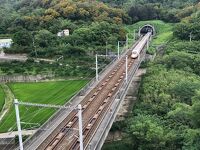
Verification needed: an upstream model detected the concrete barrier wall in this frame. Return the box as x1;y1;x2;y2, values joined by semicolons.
87;50;146;150
0;74;54;83
0;137;15;145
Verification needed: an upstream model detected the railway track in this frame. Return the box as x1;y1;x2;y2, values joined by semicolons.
36;37;144;150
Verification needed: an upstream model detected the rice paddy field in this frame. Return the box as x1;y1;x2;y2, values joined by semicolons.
0;80;87;133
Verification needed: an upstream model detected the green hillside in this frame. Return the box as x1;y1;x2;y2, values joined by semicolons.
104;4;200;149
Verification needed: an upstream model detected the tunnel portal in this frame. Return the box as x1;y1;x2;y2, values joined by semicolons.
139;24;155;36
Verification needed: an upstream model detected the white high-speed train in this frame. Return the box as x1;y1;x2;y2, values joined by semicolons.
131;32;151;58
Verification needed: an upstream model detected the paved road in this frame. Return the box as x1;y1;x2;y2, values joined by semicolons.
0;54;55;63
0;52;27;61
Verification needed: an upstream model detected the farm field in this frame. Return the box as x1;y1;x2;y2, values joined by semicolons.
0;85;5;112
0;80;87;133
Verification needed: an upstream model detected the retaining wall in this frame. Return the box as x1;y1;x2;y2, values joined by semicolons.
0;74;54;83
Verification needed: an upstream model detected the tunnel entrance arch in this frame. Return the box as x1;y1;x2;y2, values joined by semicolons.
139;24;155;36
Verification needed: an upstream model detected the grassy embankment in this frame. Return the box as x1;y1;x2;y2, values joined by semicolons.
0;85;5;111
0;80;87;133
102;20;174;150
125;20;173;54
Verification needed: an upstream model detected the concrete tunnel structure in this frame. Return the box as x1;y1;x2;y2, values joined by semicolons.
139;24;156;36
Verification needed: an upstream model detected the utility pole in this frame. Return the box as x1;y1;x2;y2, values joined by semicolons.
78;104;83;150
138;27;141;37
125;55;128;83
117;41;120;59
106;41;108;57
126;34;129;48
32;34;37;58
133;30;136;41
14;99;23;150
96;54;98;82
189;32;192;42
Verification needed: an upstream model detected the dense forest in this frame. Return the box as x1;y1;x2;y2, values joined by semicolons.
0;0;129;77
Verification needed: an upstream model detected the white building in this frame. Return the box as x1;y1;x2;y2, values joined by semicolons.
0;39;12;48
57;29;70;37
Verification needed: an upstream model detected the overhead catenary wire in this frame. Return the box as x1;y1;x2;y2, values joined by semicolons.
2;38;127;150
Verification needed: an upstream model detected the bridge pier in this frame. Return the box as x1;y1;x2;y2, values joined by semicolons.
115;69;146;122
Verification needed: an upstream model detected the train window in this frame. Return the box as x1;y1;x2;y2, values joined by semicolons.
132;51;137;54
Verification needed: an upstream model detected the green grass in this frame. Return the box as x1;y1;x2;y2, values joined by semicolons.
0;85;5;112
0;80;87;132
125;20;174;53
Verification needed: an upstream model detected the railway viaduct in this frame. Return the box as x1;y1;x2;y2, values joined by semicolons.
16;25;155;150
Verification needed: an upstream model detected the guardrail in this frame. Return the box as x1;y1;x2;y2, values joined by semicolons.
86;49;146;150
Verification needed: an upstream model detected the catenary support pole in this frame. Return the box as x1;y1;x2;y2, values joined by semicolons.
117;41;120;59
106;41;108;57
78;104;83;150
125;55;128;83
190;32;192;42
96;54;98;82
14;99;23;150
138;27;141;37
126;34;129;48
133;29;136;41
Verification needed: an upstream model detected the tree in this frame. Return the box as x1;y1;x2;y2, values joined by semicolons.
128;115;168;150
128;4;159;23
35;29;57;48
13;28;32;46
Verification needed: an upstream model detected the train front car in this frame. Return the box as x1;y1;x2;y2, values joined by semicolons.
131;32;151;59
131;51;139;58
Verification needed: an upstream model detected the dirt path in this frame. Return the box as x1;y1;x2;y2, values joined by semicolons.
0;84;15;122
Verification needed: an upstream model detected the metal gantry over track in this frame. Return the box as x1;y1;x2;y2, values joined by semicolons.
14;99;84;150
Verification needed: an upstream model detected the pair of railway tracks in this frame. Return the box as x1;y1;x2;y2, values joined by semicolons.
36;38;143;150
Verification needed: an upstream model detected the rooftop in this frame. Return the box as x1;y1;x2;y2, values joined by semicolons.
0;39;12;43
